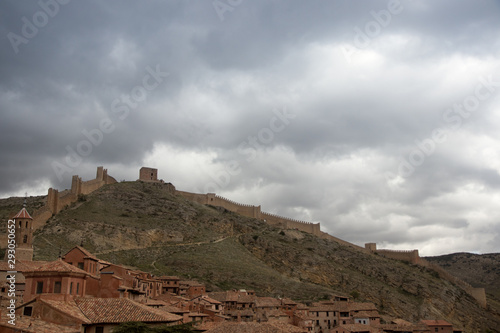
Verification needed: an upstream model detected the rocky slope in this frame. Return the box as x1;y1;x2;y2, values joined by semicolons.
426;252;500;315
1;181;499;332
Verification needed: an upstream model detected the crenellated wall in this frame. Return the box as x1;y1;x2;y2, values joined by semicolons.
261;212;321;236
375;249;420;265
210;194;261;219
31;166;117;230
366;243;487;308
176;190;320;235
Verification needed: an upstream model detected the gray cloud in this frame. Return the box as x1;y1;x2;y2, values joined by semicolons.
1;0;500;255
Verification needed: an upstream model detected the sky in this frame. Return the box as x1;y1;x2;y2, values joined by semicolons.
1;0;500;256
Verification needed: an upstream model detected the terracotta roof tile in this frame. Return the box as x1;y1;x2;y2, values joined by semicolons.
204;322;306;333
421;319;453;326
0;317;79;333
33;259;89;274
160;305;190;313
267;321;308;332
0;260;49;272
353;311;373;318
13;207;33;219
255;296;281;308
195;295;222;304
338;323;376;332
41;298;91;324
349;302;378;312
70;245;99;260
74;297;183;323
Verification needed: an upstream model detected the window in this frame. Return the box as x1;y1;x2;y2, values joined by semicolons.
36;281;43;294
95;327;104;333
26;221;28;228
435;329;438;332
70;282;73;294
54;281;61;293
76;283;80;294
23;306;33;316
78;262;84;269
23;235;27;243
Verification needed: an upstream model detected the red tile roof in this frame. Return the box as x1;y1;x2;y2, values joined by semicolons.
421;319;453;327
13;207;33;219
204;321;306;333
68;245;99;260
0;316;79;333
33;259;89;275
0;260;49;272
41;298;91;324
74;297;183;323
338;323;376;332
255;296;281;308
194;295;222;304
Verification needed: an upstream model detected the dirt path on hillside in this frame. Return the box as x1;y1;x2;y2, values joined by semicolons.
94;234;240;256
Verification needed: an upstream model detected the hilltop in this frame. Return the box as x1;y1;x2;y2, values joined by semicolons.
1;180;500;331
426;252;500;315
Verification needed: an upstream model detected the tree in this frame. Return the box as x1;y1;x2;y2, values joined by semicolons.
112;322;149;333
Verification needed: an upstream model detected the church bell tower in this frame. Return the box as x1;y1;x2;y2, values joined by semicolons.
10;198;34;261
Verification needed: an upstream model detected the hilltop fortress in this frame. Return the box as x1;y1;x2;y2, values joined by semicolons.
8;166;487;308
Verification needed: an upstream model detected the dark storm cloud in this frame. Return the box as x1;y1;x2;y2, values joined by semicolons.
1;0;500;254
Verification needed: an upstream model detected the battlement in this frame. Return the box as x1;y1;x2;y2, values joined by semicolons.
261;211;315;225
31;166;117;230
214;195;257;208
139;167;164;183
366;243;487;308
176;189;321;235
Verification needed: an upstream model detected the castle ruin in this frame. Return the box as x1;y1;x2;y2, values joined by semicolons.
1;165;487;309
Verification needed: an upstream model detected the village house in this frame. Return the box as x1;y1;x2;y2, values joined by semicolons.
309;305;339;332
190;295;224;317
203;321;308;333
333;323;378;333
292;312;314;332
13;295;183;332
420;320;454;333
0;200;468;333
22;259;100;302
62;245;103;276
0;260;48;308
179;280;206;298
158;275;180;294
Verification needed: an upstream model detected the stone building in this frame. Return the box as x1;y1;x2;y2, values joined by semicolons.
8;202;34;261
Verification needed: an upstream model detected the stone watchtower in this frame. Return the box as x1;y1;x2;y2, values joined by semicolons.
139;167;158;182
9;200;34;261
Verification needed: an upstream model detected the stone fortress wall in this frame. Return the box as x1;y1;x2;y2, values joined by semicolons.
4;165;487;309
31;166;117;229
146;166;486;308
365;243;487;308
175;190;321;236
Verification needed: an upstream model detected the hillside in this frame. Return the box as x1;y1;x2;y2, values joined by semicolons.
1;181;500;331
426;253;500;314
